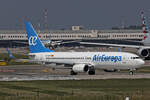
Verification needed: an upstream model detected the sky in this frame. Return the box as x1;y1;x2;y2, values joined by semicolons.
0;0;150;30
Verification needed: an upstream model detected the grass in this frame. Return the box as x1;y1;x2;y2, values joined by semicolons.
0;79;149;100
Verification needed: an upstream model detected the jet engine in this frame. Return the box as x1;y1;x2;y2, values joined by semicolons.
72;64;89;73
138;48;150;59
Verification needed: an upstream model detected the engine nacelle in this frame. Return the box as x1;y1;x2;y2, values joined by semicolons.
138;48;150;58
72;64;88;73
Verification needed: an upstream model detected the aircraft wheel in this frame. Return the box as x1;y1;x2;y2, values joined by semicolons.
129;71;134;75
88;70;95;75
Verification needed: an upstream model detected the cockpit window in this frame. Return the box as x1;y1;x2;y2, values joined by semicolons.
131;57;140;59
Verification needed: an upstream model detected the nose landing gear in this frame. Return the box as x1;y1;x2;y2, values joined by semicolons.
129;69;135;75
129;71;134;75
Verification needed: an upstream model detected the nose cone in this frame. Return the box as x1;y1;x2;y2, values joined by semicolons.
138;59;145;66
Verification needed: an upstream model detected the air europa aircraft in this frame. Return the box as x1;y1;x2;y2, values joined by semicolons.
26;22;144;75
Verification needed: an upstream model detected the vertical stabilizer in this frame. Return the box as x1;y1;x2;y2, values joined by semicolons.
25;22;54;53
6;48;14;59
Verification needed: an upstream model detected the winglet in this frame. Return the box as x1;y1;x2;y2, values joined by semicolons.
6;48;15;59
118;48;121;52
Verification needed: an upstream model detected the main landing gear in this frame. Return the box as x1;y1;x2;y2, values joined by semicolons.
88;68;95;75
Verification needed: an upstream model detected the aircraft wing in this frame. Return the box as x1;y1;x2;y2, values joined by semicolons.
12;41;28;44
61;40;79;44
121;40;143;43
79;42;143;48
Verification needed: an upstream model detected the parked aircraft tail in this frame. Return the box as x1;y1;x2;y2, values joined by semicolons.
141;11;150;45
6;48;14;59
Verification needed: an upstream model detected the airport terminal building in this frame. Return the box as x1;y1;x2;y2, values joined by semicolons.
0;26;144;47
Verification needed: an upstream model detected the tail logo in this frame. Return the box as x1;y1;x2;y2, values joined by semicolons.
29;36;37;46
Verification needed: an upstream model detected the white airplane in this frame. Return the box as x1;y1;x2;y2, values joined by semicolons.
40;32;62;48
80;12;150;60
26;22;144;75
40;31;78;49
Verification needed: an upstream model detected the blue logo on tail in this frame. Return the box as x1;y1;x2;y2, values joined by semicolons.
26;22;54;53
29;36;37;46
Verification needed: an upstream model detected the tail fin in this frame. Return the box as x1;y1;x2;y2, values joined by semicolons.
25;22;54;53
118;48;121;52
6;48;14;59
141;11;149;40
